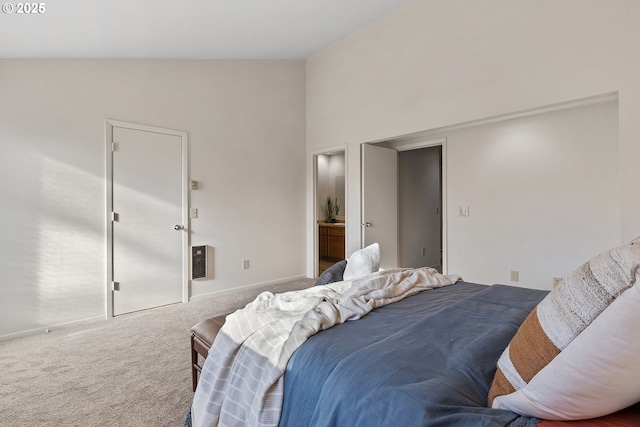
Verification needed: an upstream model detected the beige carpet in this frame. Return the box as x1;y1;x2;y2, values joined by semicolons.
0;277;314;427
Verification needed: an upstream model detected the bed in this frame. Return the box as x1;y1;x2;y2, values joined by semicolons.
189;241;640;427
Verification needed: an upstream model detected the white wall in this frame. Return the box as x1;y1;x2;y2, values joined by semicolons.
305;0;640;284
446;101;618;288
0;59;306;339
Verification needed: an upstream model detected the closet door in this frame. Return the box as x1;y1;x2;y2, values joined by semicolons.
110;125;185;315
361;144;398;269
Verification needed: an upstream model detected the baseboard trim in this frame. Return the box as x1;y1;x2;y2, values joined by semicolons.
189;274;310;302
2;275;312;341
0;315;105;342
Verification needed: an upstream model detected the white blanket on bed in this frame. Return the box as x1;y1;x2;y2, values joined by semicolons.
191;267;460;427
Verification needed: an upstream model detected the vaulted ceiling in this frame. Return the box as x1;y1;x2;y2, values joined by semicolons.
0;0;414;59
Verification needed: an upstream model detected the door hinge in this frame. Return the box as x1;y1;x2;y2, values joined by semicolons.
112;281;120;291
112;142;117;152
112;212;119;222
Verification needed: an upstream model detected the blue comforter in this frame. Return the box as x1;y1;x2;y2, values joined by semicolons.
279;282;547;427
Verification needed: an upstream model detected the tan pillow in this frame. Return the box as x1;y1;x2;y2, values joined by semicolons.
488;241;640;419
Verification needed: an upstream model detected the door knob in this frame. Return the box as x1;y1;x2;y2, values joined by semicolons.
174;225;184;231
362;222;372;227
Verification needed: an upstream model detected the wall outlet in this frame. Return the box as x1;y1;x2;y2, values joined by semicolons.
459;206;470;216
510;270;519;282
242;259;250;270
553;276;563;287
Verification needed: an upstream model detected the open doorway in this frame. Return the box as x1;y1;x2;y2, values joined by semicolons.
314;150;346;276
362;138;446;272
398;146;442;270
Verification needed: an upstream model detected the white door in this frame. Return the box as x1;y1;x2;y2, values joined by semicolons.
110;125;184;315
361;144;398;269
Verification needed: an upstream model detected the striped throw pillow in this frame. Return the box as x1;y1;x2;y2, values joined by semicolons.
488;241;640;419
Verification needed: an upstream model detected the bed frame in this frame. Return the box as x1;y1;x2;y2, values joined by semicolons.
190;315;226;391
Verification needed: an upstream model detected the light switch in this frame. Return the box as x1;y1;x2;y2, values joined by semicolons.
190;208;198;219
190;180;198;190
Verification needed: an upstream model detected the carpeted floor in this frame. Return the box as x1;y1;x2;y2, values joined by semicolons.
0;277;314;427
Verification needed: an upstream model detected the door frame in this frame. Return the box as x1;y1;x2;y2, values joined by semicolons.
309;145;348;277
362;137;448;273
105;119;189;319
388;137;447;273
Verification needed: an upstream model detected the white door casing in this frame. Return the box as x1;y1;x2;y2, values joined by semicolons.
394;138;448;273
398;146;442;270
361;143;398;269
105;120;189;317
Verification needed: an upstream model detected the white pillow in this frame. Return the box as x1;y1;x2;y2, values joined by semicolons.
343;243;380;280
489;241;640;420
492;273;640;419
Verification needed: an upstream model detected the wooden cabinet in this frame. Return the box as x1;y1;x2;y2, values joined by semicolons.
319;226;328;257
327;227;345;259
319;225;345;260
